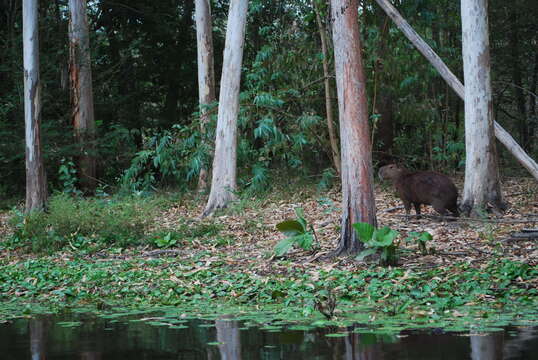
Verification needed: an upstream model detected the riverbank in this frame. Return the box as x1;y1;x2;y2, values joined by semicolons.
1;178;537;330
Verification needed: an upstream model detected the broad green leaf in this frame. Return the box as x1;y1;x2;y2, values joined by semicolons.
374;227;399;246
294;207;308;231
276;220;304;236
295;233;314;250
274;237;296;257
418;232;433;242
352;222;375;243
356;248;377;261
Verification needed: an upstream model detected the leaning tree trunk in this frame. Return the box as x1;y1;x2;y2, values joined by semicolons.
195;0;216;192
68;0;96;193
373;0;538;182
314;0;340;175
202;0;248;217
460;0;505;216
331;0;377;255
23;0;47;212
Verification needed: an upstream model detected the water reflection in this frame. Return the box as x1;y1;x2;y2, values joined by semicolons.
0;314;536;359
215;318;241;360
471;333;504;360
30;318;48;360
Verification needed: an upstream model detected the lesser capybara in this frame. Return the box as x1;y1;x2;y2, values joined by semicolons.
378;164;459;218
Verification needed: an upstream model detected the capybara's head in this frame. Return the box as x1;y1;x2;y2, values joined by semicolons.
378;164;405;181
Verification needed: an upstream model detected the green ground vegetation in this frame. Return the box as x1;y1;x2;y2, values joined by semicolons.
1;185;537;331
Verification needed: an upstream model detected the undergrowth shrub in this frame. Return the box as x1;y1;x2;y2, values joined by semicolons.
8;194;161;252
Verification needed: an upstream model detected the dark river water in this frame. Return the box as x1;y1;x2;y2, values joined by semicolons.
0;313;537;359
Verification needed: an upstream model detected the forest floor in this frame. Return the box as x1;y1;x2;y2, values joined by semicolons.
143;176;538;271
0;176;537;327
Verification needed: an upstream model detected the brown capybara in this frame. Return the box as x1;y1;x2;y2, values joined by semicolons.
378;164;459;218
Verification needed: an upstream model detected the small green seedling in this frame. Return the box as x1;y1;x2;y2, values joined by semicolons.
353;222;400;266
274;207;316;257
405;231;433;255
153;232;178;248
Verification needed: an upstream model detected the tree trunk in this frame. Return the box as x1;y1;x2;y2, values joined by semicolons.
202;0;248;217
195;0;216;192
460;0;505;216
331;0;377;255
314;0;340;175
23;0;47;212
373;0;538;182
68;0;96;193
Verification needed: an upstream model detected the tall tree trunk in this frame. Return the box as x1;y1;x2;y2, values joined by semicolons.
460;0;505;216
195;0;216;192
23;0;47;212
314;0;340;175
202;0;248;217
331;0;377;255
373;0;538;181
68;0;96;193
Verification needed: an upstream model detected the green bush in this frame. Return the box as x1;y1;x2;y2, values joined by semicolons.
9;194;160;252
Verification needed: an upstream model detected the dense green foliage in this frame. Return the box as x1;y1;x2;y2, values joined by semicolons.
1;0;536;199
0;253;536;328
7;194;167;252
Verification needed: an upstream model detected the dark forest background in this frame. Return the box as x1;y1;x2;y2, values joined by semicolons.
1;0;536;197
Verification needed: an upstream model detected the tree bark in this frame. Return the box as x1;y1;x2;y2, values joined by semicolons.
331;0;377;255
68;0;96;193
460;0;505;215
373;0;538;182
195;0;216;192
202;0;248;217
23;0;47;212
314;0;340;175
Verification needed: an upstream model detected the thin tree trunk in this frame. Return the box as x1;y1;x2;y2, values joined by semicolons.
373;0;538;181
195;0;216;192
331;0;377;255
68;0;96;193
23;0;47;212
314;0;340;175
202;0;248;217
460;0;505;215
